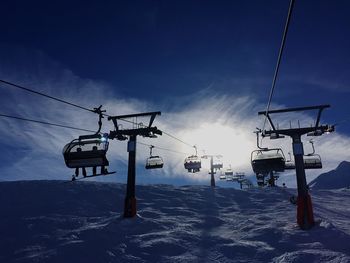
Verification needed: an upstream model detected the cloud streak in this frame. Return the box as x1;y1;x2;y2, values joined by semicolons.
0;53;349;187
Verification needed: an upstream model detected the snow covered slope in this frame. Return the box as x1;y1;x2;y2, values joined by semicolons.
310;161;350;190
0;180;349;262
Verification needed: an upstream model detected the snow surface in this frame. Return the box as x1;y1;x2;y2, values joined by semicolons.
0;180;350;262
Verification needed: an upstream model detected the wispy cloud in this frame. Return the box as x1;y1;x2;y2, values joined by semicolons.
0;52;349;187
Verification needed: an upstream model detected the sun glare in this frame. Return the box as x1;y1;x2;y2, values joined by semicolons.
179;122;255;171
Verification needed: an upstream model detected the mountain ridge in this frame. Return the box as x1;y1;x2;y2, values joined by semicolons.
310;161;350;190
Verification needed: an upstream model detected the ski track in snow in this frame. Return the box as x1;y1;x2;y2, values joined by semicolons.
0;181;349;262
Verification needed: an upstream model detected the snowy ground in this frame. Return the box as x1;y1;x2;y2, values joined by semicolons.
0;180;349;262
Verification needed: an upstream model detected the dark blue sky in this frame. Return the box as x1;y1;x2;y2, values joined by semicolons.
1;0;349;114
0;0;349;183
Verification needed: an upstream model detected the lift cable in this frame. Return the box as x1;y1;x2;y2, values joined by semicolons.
0;79;95;113
0;113;97;133
0;113;194;158
0;79;202;150
262;0;295;132
0;111;198;156
161;131;194;148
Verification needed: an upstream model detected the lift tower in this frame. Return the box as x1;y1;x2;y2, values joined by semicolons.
108;112;162;218
259;105;334;229
202;155;223;187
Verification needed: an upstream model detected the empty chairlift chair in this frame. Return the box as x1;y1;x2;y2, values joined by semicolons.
303;155;322;169
63;134;110;178
284;141;323;170
303;140;322;169
284;155;322;170
145;146;164;169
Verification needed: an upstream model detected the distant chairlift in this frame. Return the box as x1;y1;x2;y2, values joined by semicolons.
220;174;227;180
224;165;234;176
221;165;233;180
145;145;164;169
63;133;113;180
212;156;223;170
184;146;201;173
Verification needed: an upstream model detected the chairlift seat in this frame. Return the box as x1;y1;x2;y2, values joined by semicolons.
303;156;322;169
63;138;109;169
284;157;322;170
213;163;223;170
184;155;201;172
251;149;285;174
145;156;164;169
225;169;234;176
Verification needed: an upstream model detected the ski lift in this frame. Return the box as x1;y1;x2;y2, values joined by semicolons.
212;156;223;170
225;165;234;176
226;176;233;181
63;106;115;180
303;140;322;169
184;156;202;173
251;129;286;174
233;172;245;180
63;133;111;178
184;146;201;173
284;141;322;170
220;174;227;180
145;145;164;169
251;148;286;174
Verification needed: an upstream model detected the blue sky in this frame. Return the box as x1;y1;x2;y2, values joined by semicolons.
0;0;350;187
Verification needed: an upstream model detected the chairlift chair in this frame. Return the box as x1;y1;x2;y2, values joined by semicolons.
220;174;227;180
212;157;223;170
145;156;164;169
184;155;202;173
184;146;201;173
225;166;234;176
63;133;110;177
284;141;322;170
303;140;322;169
251;148;286;174
303;154;322;169
145;146;164;169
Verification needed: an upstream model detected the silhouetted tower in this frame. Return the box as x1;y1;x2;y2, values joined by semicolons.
202;155;223;187
108;112;162;218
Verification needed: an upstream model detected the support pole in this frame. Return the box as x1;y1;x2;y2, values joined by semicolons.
124;135;137;218
292;135;315;229
210;156;215;187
